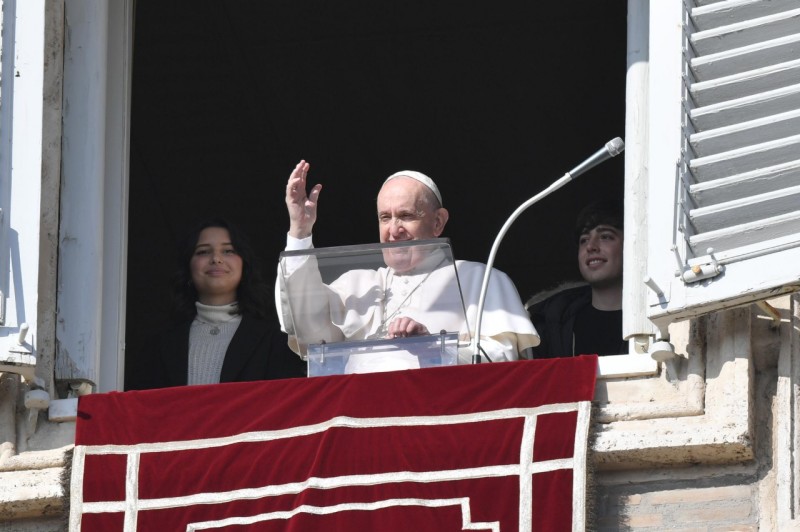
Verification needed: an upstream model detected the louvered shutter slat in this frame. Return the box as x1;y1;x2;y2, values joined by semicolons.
689;83;800;130
691;8;800;54
688;211;800;252
690;108;800;155
690;33;800;80
692;0;800;30
689;183;800;231
690;59;800;107
689;160;800;204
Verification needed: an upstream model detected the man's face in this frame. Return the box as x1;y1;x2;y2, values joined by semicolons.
577;224;623;288
376;177;447;272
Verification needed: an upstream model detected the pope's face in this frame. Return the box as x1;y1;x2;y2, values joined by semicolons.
377;177;447;273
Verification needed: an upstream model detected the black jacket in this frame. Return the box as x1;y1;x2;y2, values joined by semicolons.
129;314;306;390
527;283;628;358
527;284;592;358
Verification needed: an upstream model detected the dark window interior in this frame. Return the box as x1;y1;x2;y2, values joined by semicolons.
125;2;627;388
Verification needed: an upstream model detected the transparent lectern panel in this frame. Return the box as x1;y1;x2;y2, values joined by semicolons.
278;238;470;372
307;333;459;376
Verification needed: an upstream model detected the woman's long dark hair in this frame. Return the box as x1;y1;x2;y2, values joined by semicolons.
170;218;272;322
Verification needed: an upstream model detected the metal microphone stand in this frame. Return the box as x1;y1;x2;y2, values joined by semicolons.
471;138;625;364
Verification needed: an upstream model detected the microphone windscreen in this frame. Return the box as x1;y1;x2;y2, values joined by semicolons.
606;137;625;156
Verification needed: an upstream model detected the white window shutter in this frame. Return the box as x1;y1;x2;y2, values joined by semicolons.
644;0;800;326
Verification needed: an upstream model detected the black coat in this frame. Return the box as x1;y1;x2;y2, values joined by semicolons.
129;314;307;390
527;284;593;358
527;284;627;358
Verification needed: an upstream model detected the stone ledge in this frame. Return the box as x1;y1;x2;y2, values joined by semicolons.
0;446;71;522
593;422;753;469
590;305;755;470
0;466;65;521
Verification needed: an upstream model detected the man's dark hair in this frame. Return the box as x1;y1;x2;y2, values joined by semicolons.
170;217;271;322
574;199;624;243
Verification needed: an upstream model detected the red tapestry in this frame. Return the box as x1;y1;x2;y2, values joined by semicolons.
71;356;597;531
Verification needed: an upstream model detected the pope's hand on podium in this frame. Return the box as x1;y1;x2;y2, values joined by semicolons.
387;317;429;338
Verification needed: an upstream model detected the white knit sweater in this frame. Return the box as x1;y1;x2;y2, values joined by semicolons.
187;302;243;385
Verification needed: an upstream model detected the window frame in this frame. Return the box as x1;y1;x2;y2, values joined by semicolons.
52;0;800;393
54;0;133;393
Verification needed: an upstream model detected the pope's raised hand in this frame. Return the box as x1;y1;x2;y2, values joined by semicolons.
286;160;322;239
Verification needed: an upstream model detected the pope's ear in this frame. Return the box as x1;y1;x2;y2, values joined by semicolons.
433;208;449;237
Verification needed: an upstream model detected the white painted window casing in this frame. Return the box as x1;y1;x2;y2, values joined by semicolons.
0;0;9;330
644;0;800;330
53;0;132;392
0;0;51;385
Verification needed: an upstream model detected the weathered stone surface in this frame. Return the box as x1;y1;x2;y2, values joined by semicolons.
0;467;64;521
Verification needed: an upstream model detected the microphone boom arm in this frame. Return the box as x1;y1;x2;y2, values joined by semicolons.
471;137;625;364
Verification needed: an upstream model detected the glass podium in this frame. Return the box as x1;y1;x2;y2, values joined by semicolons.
278;238;470;376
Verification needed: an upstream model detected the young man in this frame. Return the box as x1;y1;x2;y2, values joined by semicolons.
527;200;627;358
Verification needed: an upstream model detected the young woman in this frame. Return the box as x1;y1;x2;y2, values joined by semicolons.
131;218;306;389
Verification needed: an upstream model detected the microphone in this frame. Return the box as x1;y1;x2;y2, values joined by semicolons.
471;137;625;364
567;137;625;179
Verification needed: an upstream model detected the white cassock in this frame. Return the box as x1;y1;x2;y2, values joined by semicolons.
276;236;539;371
